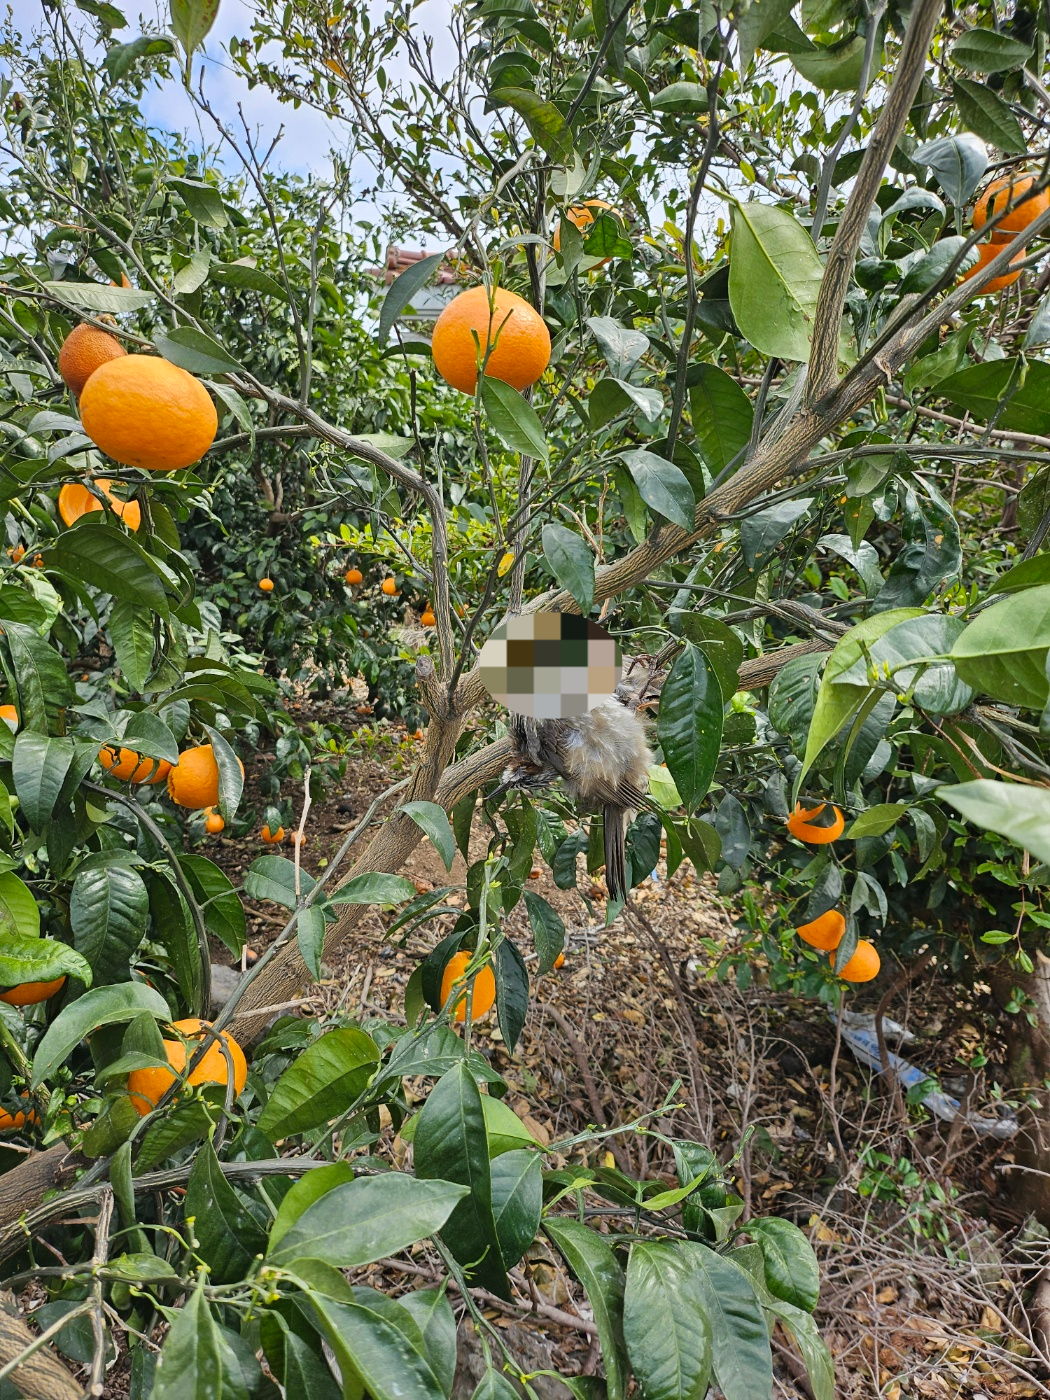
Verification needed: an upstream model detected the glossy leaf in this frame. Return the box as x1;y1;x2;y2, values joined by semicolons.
401;802;456;872
951;585;1050;707
33;981;169;1085
940;779;1050;865
153;1281;222;1399
495;936;529;1051
481;378;548;460
328;872;418;905
0;933;89;990
12;733;74;829
619;450;695;531
108;602;156;692
308;1292;446;1400
689;365;753;474
269;1163;357;1249
953;77;1027;154
624;1241;712;1400
658;644;723;812
913;133;988;205
71;865;149;984
523;890;565;972
542;523;595;613
684;1243;773;1400
179;855;245;957
952;29;1032;73
156;327;243;375
185;1140;267;1284
399;1289;458;1399
729;202;824;361
53;524;169;614
745;1217;820;1312
545;1217;628;1400
490;1148;542;1269
259;1027;380;1139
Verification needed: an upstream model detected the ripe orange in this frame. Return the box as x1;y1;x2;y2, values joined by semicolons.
0;704;17;731
973;175;1050;241
167;744;243;809
100;745;172;785
58;322;127;397
440;949;496;1022
204;808;225;834
431;285;551;395
381;577;398;596
0;1095;36;1132
832;939;881;983
32;556;43;568
421;610;436;627
960;241;1022;293
553;951;566;969
0;977;66;1007
552;198;615;251
786;801;845;844
259;578;274;593
7;545;24;564
79;355;218;472
345;568;363;585
261;824;285;844
58;480;141;532
796;909;845;951
126;1017;248;1116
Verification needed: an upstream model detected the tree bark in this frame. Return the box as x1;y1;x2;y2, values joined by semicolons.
0;1291;81;1400
992;951;1050;1221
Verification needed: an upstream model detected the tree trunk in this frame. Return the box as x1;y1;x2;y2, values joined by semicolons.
992;951;1050;1221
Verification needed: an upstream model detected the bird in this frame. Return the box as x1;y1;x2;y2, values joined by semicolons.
493;680;654;902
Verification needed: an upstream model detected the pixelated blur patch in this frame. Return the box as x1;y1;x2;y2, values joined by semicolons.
478;612;622;718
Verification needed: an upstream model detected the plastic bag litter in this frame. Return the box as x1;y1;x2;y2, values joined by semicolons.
833;1011;1018;1140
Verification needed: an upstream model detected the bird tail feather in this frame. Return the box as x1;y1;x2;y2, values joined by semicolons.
604;805;629;902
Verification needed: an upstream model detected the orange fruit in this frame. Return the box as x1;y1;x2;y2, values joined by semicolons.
960;241;1023;293
552;198;615;250
431;285;551;395
100;745;172;785
204;808;225;834
831;940;881;983
973;175;1050;241
785;801;845;844
0;705;17;731
0;977;66;1007
32;556;44;568
167;744;242;810
58;322;127;397
381;578;398;596
796;909;846;951
126;1017;248;1117
0;1095;36;1132
421;610;436;627
345;568;363;585
58;480;141;532
440;949;496;1022
553;951;566;969
261;824;285;844
7;545;24;564
259;578;274;592
79;355;218;472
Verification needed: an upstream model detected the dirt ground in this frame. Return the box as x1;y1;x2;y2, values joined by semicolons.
195;705;1050;1400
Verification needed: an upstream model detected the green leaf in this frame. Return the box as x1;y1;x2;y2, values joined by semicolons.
651;81;709;113
845;803;908;839
401;802;457;872
269;1163;357;1248
490;1148;541;1269
736;0;796;72
307;1293;446;1400
379;254;446;344
790;31;875;92
71;865;149;984
297;904;326;981
400;1290;457;1399
729;202;825;361
212;260;291;302
155;327;244;375
684;1243;773;1400
269;1174;469;1269
259;1027;380;1140
689;364;753;474
953;77;1027;154
41;280;155;313
951;585;1050;708
619;451;695;531
0;871;38;939
413;1061;509;1297
937;359;1050;438
471;1373;520;1400
168;176;228;229
913;133;988;206
147;872;202;1017
12;733;74;828
766;1299;834;1400
153;1280;222;1399
939;779;1050;864
53;524;169;615
542;523;595;613
522;890;565;972
179;854;245;957
745;1217;820;1312
481;379;549;460
490;87;570;158
657;644;723;812
203;725;244;820
481;1095;540;1157
103;34;176;81
3;623;71;729
261;1313;341;1399
987;554;1050;596
495;937;529;1052
677;616;744;699
185;1140;268;1284
545;1218;628;1400
952;29;1033;74
741;498;813;571
32;981;170;1085
623;1241;712;1400
328;871;418;905
108;602;156;693
170;0;220;60
245;855;312;909
0;934;89;990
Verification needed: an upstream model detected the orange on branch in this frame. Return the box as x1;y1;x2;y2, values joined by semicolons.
785;801;845;844
381;577;398;595
7;546;23;564
431;285;551;395
58;322;127;397
99;745;172;785
261;824;284;844
0;1095;36;1132
259;578;274;593
204;808;224;834
973;175;1050;240
796;909;846;951
167;744;242;810
421;610;436;627
345;568;363;585
0;977;66;1007
126;1018;248;1117
832;940;881;983
440;949;496;1022
58;480;141;532
79;355;218;472
960;241;1023;293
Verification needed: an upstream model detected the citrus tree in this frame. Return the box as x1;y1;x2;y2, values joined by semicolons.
0;0;1050;1393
